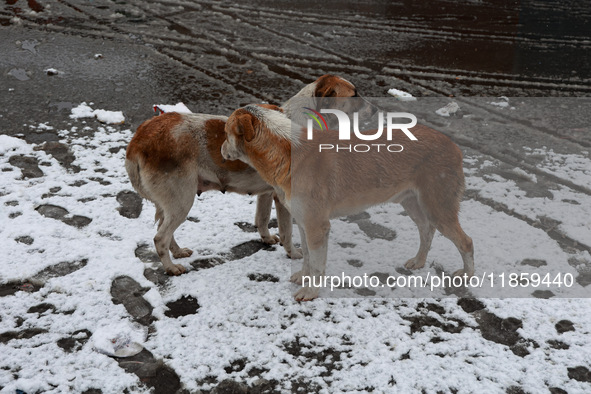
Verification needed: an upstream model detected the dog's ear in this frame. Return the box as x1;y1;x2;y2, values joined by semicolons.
236;113;257;142
315;86;336;98
314;74;338;98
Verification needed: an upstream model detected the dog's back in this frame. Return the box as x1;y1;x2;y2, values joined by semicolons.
291;125;465;219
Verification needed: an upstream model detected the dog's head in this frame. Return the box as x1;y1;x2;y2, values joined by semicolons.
314;75;377;123
285;74;377;129
221;108;257;163
221;105;290;163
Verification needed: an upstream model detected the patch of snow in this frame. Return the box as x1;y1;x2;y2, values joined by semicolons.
387;88;417;101
512;167;538;183
436;102;460;117
44;68;60;76
153;102;193;114
490;96;510;108
92;321;147;357
70;102;125;124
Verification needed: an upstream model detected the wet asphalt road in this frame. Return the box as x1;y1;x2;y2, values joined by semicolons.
1;0;590;140
1;1;591;393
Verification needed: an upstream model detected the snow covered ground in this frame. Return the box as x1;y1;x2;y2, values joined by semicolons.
1;103;591;393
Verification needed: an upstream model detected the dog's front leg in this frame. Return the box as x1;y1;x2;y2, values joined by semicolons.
290;223;310;285
275;195;303;259
255;193;280;245
293;220;330;301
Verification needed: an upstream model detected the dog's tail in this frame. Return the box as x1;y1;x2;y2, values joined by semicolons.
125;156;149;201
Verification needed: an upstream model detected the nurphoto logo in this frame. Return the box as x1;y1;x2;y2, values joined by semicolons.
303;108;419;153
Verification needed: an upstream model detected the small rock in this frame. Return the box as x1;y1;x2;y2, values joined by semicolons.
36;204;92;228
33;259;88;282
555;320;575;334
576;271;591;287
27;303;56;314
64;215;93;228
144;268;169;287
369;272;390;284
224;358;247;374
36;142;78;171
505;386;527;394
116;190;143;219
15;235;34;245
211;380;248;394
347;259;363;267
57;329;91;353
549;388;567;394
475;311;523;347
520;259;547;267
567;366;591;383
165;295;200;318
395;266;413;276
229;240;275;260
0;328;47;344
248;273;279;283
36;204;68;219
235;221;257;233
110;276;153;325
190;257;224;271
116;349;181;394
532;290;554;299
457;298;485;313
547;340;569;350
9;155;43;178
355;288;376;296
135;244;160;264
356;220;397;241
343;212;371;222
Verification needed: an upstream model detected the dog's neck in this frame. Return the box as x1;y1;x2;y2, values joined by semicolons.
281;82;317;127
243;106;295;200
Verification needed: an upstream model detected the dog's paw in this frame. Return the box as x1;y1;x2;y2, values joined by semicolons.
261;234;280;245
172;248;193;259
404;257;425;270
165;264;187;276
287;247;303;260
290;270;307;284
294;286;319;302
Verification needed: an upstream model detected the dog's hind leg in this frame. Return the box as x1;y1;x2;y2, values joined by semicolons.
156;205;192;259
434;219;474;277
417;173;474;277
255;193;280;244
169;236;193;259
401;194;435;270
153;185;195;275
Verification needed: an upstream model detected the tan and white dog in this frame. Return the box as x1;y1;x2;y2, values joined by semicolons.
125;75;361;275
221;105;474;301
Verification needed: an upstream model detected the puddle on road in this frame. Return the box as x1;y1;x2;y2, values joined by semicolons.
8;68;29;81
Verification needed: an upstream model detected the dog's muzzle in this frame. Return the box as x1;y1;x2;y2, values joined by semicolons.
220;142;230;160
220;141;235;161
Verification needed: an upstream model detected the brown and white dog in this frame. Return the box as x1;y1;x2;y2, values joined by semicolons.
221;105;474;301
125;75;361;275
